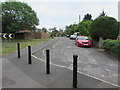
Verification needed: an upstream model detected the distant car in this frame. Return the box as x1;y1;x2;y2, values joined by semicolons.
75;36;92;47
70;34;77;40
67;35;70;37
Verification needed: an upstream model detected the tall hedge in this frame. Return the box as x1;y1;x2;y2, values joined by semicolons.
90;16;119;41
103;39;120;57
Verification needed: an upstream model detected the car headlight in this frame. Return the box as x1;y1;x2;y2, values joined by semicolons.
79;42;82;43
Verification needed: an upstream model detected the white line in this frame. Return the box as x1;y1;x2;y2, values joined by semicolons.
31;54;120;88
32;39;57;55
31;55;67;69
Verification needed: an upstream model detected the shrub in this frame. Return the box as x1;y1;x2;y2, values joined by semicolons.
103;39;120;57
90;16;119;41
77;20;93;36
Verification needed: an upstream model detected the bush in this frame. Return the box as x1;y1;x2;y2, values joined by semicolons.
90;16;119;41
103;39;120;57
77;20;93;36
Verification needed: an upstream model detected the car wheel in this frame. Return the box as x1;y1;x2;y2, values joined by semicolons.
88;46;91;48
77;43;79;47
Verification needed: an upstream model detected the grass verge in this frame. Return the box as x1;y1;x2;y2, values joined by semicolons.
1;38;52;55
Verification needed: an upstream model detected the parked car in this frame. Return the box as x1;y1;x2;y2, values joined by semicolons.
75;36;92;47
70;34;78;40
67;35;70;37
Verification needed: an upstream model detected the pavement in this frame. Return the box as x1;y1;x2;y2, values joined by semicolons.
2;37;120;89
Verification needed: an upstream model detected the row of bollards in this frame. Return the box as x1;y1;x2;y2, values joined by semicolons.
73;55;78;88
17;43;78;88
28;46;32;64
46;49;50;74
17;43;32;64
17;43;20;58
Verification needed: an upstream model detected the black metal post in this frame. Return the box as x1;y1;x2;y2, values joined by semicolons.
28;46;32;64
73;55;78;88
46;49;50;74
17;43;20;58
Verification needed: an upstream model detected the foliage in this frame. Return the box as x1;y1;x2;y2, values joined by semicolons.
98;10;106;17
42;27;47;33
117;22;120;40
83;13;92;21
2;1;39;33
90;16;119;41
77;20;93;36
103;39;120;57
49;27;58;37
64;24;78;35
64;20;93;37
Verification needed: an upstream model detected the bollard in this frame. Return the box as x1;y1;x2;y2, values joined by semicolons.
17;43;20;58
46;49;50;74
73;55;78;88
28;46;32;64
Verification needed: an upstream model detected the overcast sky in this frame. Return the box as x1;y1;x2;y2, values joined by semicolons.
2;0;120;30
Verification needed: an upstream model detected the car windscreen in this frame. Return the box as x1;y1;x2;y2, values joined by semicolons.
77;37;89;40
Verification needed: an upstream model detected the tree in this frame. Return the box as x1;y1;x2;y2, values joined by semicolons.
2;1;39;33
77;20;93;36
90;16;119;41
42;27;47;33
49;27;59;37
64;24;78;35
83;13;92;21
98;10;106;17
52;30;59;37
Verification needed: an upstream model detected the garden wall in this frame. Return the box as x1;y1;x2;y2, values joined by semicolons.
15;32;51;40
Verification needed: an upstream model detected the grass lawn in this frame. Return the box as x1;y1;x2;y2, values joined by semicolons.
1;38;52;55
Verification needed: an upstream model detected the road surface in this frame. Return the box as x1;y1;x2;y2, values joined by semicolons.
34;37;118;85
2;37;119;88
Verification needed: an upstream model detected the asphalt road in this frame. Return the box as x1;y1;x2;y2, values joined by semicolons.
2;37;119;88
34;37;118;86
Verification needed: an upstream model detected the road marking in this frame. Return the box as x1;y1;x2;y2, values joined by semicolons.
52;39;60;49
32;39;58;55
31;55;67;68
31;54;120;88
106;69;110;72
101;75;105;77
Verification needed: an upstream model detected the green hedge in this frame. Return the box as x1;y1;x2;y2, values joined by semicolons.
103;39;120;57
90;16;119;41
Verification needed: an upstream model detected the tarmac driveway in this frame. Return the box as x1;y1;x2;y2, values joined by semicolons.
34;37;118;85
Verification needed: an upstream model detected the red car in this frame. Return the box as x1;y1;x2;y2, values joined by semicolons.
75;36;92;47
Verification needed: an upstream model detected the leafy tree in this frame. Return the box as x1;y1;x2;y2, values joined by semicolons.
2;1;39;33
117;22;120;40
98;10;106;17
64;24;78;35
77;20;93;36
83;13;92;21
52;30;59;37
42;27;47;33
49;27;59;37
90;16;119;41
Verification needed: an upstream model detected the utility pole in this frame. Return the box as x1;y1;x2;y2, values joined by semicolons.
118;1;120;39
118;1;120;22
79;14;81;23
